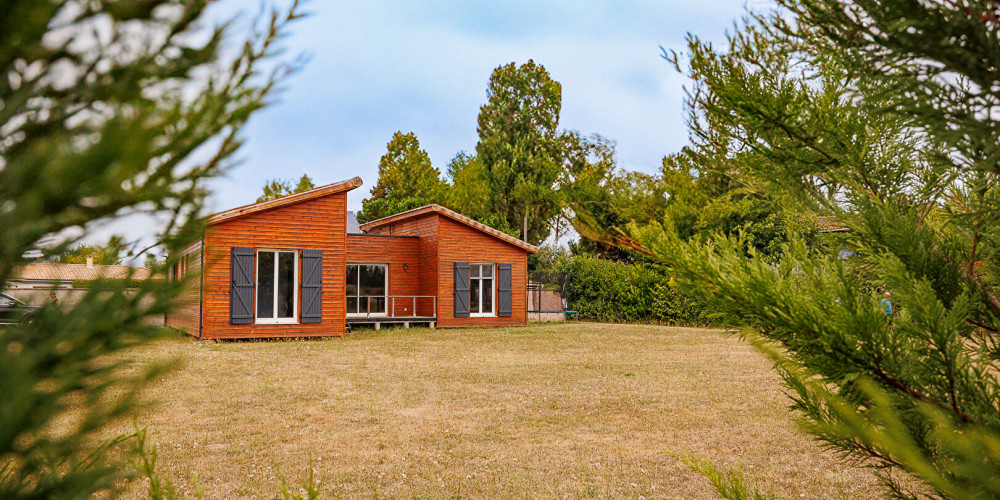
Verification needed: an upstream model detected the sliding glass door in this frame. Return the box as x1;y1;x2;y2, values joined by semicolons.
346;264;386;316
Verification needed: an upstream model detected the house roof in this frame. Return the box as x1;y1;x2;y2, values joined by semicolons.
346;211;363;234
207;177;363;225
13;263;154;282
359;204;539;253
816;215;850;233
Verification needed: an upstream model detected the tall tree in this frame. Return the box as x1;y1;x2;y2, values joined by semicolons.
0;0;301;497
440;151;520;238
557;132;632;258
358;131;446;222
367;131;445;202
586;3;1000;498
59;235;127;266
256;174;316;203
444;151;488;218
475;60;563;245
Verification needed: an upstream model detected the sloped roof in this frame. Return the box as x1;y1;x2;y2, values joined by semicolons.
13;263;154;281
359;204;539;253
816;215;850;233
207;177;363;225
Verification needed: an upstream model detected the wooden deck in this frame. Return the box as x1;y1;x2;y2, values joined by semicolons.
346;316;437;330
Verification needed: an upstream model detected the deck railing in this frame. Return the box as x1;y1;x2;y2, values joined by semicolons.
346;295;437;319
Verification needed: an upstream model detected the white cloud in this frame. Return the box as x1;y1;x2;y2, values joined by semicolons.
89;0;764;246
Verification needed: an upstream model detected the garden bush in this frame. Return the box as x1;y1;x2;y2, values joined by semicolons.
554;254;713;325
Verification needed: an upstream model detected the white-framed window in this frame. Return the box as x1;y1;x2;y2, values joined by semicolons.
255;249;298;324
346;263;387;317
470;263;495;317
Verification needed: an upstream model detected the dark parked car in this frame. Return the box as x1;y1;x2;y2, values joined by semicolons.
0;293;40;325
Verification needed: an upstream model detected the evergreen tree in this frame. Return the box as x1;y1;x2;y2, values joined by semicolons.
444;151;489;218
367;131;445;202
584;3;1000;498
0;1;301;497
256;174;316;203
59;235;127;266
475;60;563;245
356;197;428;224
441;151;520;238
358;131;445;222
143;253;164;269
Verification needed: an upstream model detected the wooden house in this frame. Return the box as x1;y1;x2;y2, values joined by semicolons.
166;177;538;339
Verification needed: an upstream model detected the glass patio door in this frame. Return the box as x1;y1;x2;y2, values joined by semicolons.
346;264;386;316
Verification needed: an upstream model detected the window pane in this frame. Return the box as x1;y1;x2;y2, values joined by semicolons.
257;252;274;318
346;265;358;297
360;265;385;297
470;265;480;278
470;279;481;313
481;264;493;278
361;265;386;314
277;252;295;318
347;296;358;314
482;278;493;314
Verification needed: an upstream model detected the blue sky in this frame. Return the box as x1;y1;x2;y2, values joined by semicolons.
204;0;761;214
90;0;769;255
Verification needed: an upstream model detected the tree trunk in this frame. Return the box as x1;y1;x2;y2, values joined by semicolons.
523;208;529;243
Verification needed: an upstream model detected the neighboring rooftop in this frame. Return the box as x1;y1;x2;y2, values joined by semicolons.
13;262;154;282
207;177;363;225
817;215;850;233
360;204;539;253
347;211;363;234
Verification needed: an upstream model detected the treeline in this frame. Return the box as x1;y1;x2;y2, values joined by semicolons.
360;60;833;329
355;60;669;248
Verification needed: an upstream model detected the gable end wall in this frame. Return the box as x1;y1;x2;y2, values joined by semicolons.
197;192;348;339
435;216;527;328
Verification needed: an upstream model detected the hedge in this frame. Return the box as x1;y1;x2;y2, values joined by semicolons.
554;254;713;325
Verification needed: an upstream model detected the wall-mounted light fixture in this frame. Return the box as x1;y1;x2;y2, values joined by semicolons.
404;263;408;271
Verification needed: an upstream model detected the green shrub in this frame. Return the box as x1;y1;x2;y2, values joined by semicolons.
555;254;713;325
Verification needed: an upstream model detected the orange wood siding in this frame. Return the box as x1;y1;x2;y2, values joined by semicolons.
165;241;203;335
197;192;348;339
345;234;433;316
366;214;439;300
434;216;527;328
373;214;528;328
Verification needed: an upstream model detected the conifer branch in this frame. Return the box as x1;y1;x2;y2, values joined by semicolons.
871;368;974;425
943;0;1000;28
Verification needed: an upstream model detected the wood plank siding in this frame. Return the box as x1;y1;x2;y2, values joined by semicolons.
165;240;204;335
196;191;348;339
365;211;530;328
345;234;434;317
435;216;528;328
365;213;440;302
166;179;534;339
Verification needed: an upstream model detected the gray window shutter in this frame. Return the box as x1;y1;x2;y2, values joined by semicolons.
230;247;255;324
497;263;512;317
454;262;470;318
301;249;323;323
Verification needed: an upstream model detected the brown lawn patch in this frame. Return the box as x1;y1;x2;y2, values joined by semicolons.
109;323;891;498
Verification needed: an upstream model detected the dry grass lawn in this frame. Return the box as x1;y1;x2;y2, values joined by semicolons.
110;322;890;498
